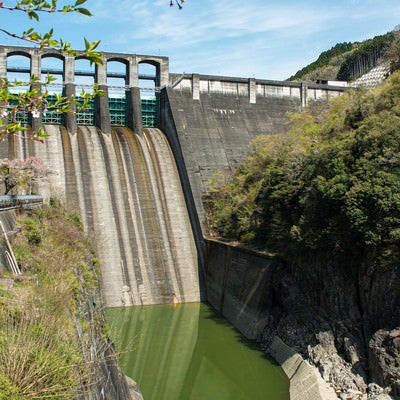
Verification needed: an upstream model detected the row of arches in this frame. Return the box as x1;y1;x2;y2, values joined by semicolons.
6;54;159;94
0;46;168;130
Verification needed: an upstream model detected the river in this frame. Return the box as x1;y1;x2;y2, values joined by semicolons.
106;302;289;400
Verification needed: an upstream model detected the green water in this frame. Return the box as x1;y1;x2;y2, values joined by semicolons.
106;302;289;400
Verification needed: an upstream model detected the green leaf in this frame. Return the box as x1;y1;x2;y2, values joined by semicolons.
43;28;54;39
75;7;91;16
28;32;40;41
46;39;59;48
23;28;34;35
75;0;87;6
89;39;100;51
28;10;39;21
36;127;50;138
62;5;73;13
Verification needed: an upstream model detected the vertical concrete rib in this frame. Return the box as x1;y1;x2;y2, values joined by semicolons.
192;74;200;100
64;55;77;133
143;128;200;303
31;50;42;133
95;58;111;133
249;78;256;104
0;47;7;79
127;87;143;135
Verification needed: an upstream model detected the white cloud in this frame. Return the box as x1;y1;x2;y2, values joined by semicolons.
8;0;395;80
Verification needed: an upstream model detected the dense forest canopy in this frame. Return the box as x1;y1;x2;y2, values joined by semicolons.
289;29;400;82
337;33;395;80
206;70;400;270
288;42;354;81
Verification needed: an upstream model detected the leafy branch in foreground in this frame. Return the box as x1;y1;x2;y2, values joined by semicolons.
0;75;104;141
0;0;186;140
0;1;104;140
0;0;102;63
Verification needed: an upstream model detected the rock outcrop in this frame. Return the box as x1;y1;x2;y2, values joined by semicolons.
259;258;400;400
369;329;400;398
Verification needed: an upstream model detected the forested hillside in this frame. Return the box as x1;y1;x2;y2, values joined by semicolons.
289;29;399;82
206;70;400;270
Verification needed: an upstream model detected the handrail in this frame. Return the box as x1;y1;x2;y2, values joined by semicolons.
0;195;43;210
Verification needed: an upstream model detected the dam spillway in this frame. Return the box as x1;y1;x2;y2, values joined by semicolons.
10;126;202;307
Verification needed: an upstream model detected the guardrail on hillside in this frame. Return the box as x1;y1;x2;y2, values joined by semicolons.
0;195;43;210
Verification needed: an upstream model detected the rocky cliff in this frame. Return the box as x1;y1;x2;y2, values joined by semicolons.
259;257;400;400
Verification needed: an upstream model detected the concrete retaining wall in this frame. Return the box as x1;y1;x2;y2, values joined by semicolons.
269;336;338;400
205;239;278;340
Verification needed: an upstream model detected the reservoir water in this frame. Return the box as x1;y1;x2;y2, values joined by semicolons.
106;302;289;400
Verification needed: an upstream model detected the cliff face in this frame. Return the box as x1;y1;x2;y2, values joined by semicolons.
260;257;400;399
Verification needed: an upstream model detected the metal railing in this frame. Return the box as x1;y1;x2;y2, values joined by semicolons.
0;195;43;210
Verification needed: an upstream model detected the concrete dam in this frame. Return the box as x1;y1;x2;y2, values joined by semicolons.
7;126;202;307
0;45;345;308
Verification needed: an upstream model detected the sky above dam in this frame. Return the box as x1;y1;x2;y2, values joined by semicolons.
0;0;399;81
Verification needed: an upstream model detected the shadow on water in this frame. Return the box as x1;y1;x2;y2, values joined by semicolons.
203;302;284;367
106;302;289;400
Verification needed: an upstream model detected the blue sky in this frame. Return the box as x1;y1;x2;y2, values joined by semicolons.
1;0;399;80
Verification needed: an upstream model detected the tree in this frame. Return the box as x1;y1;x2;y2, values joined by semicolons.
0;157;52;194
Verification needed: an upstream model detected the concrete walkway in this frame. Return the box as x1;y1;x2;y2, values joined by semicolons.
269;336;339;400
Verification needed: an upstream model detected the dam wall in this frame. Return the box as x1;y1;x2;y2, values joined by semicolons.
1;126;204;308
205;239;278;340
160;73;345;230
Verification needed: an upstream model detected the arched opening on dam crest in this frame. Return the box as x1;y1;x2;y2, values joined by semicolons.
0;45;170;130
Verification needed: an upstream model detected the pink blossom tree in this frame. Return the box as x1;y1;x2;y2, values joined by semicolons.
0;157;52;194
